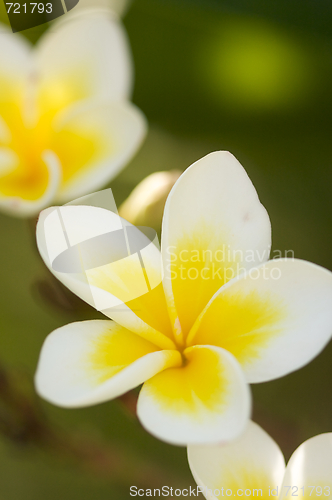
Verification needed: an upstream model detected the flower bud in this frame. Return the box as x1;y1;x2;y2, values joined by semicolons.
118;170;181;230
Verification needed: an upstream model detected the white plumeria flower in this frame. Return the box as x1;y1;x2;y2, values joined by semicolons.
35;151;332;446
188;421;332;500
0;14;146;216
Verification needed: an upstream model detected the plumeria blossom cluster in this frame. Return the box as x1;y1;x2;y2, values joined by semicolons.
188;421;332;500
35;152;332;445
0;12;146;216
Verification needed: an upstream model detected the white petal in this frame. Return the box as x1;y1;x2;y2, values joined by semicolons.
137;345;251;445
189;259;332;383
161;151;271;343
50;100;146;202
35;319;181;407
188;421;285;500
34;13;132;114
37;205;176;350
280;433;332;496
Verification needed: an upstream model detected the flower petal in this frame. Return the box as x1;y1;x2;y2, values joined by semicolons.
0;150;61;216
34;13;132;117
280;434;332;496
161;151;271;343
137;345;251;445
188;421;285;500
37;205;176;350
50;100;146;202
189;259;332;383
35;319;181;407
0;24;32;104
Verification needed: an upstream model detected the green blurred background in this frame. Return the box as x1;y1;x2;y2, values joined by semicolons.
0;0;332;497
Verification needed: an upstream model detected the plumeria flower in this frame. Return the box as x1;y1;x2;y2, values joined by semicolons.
35;151;332;445
188;420;332;500
0;13;146;216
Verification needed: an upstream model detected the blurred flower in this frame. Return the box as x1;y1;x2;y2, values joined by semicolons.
118;170;181;229
0;15;146;216
188;420;332;500
35;152;332;445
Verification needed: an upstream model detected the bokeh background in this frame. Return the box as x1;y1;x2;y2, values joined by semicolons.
0;0;332;498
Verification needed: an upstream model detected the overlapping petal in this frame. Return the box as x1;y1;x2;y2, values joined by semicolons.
188;259;332;383
188;421;285;500
137;345;251;445
161;151;271;342
35;320;181;407
37;205;176;350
